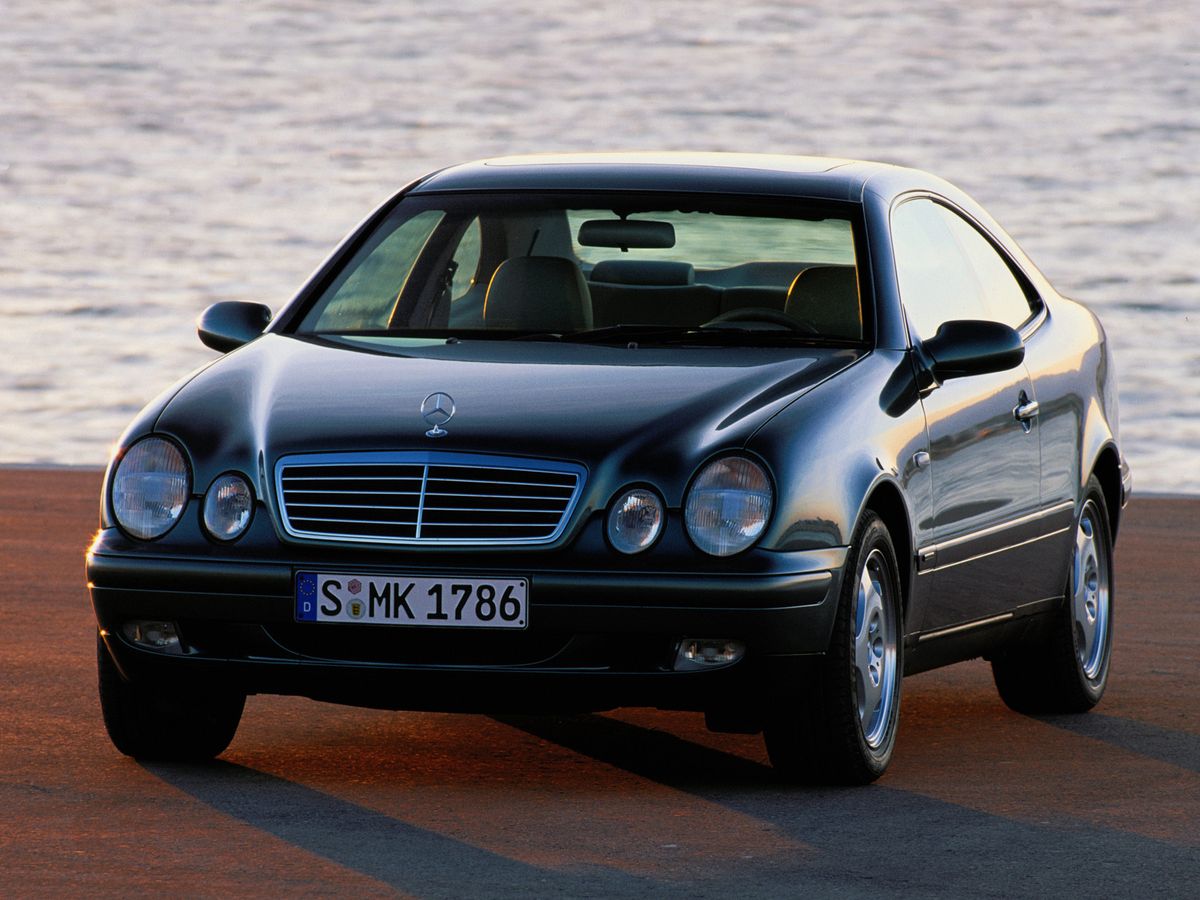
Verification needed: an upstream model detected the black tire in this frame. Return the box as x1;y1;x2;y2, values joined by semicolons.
97;632;245;761
763;512;904;785
992;474;1114;714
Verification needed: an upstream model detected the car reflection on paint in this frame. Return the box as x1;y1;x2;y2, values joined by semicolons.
88;154;1129;784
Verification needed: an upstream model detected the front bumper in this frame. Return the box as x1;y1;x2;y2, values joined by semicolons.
88;528;845;713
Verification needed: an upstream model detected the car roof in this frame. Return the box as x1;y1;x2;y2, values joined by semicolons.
409;152;933;202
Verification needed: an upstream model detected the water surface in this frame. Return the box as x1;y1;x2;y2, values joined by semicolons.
2;1;1196;491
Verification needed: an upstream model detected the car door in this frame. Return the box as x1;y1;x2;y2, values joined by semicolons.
892;197;1049;631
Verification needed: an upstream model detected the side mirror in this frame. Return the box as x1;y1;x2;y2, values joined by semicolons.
922;319;1024;381
198;301;273;352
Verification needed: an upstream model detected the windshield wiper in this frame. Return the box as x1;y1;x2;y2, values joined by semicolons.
508;324;690;343
312;325;857;347
313;329;513;341
513;323;845;346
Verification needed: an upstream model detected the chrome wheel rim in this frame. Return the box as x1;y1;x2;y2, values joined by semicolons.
1073;500;1110;681
855;548;898;749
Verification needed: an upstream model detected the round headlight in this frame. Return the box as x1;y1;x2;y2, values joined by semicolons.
607;487;665;554
684;457;773;556
203;473;254;541
111;437;190;540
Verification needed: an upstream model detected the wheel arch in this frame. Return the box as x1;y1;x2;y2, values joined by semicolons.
860;478;913;622
1090;442;1123;540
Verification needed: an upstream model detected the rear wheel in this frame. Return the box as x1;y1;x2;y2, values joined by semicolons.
97;632;244;761
992;475;1114;713
763;512;903;784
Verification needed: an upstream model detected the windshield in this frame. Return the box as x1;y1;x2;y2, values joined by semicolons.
295;192;866;344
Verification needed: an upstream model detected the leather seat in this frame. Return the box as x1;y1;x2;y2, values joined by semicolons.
483;257;593;331
784;265;862;340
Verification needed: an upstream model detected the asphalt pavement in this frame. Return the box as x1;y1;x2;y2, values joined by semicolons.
1;468;1197;897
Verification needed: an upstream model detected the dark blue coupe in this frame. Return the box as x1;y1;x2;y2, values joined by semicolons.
89;154;1129;783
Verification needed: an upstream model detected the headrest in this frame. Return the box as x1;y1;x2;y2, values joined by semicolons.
483;256;593;331
784;265;862;340
720;286;788;312
589;260;696;286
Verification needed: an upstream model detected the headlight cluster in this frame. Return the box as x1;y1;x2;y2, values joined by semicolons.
202;473;254;541
606;487;665;554
111;436;254;541
606;456;773;557
684;457;773;556
111;437;190;539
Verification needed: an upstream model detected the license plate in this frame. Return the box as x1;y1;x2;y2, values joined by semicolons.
295;572;528;629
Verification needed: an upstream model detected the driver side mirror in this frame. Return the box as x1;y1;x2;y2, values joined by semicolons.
197;301;273;352
922;319;1024;382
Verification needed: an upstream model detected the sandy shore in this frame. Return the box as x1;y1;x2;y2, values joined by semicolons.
1;467;1197;896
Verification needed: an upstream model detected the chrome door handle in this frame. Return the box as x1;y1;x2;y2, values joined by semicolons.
1014;399;1040;421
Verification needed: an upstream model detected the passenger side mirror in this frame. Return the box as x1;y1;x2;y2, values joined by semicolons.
197;301;273;352
921;319;1024;381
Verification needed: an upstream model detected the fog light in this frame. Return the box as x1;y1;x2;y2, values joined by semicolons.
122;620;185;654
674;638;746;671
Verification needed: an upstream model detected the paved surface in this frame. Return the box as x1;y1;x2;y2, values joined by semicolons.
1;468;1197;897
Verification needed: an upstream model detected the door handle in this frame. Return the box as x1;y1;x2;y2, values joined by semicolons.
1013;391;1039;433
1013;399;1039;421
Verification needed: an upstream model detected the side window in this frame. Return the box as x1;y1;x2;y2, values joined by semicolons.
892;199;987;339
892;198;1035;340
305;210;444;331
449;218;482;301
938;211;1035;329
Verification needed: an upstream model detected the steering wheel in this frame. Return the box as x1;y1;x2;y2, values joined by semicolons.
705;307;819;334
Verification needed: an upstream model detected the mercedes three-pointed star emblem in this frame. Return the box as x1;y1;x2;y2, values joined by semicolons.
420;392;455;438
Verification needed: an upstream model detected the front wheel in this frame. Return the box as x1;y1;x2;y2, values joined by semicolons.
992;474;1114;713
97;632;245;761
763;512;903;784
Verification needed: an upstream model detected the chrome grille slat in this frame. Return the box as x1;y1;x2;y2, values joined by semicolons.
421;523;560;529
276;451;585;546
286;503;421;511
422;476;575;489
282;494;427;501
421;491;573;501
422;506;565;514
290;516;419;526
282;475;425;482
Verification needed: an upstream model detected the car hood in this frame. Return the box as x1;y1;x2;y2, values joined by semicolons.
156;334;862;502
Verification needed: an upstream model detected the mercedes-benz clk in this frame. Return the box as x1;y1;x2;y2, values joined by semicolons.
88;153;1129;783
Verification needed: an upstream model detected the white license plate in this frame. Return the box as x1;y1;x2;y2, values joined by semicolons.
295;572;528;629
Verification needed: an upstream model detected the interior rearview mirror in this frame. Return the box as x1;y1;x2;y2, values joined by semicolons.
577;218;675;249
197;301;273;353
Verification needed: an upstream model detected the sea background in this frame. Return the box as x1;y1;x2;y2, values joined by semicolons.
1;0;1196;492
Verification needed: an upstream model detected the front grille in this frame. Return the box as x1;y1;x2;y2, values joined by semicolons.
275;451;585;545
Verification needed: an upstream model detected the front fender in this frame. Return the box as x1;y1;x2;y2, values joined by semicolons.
746;350;930;556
